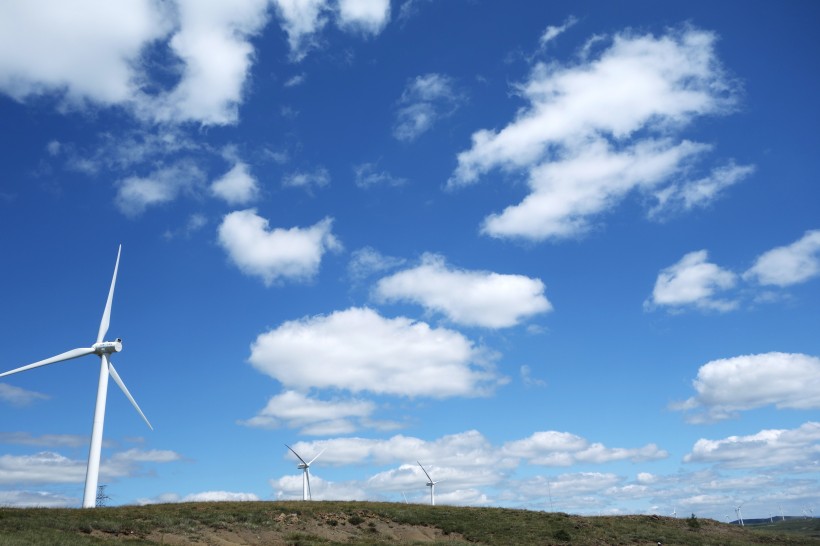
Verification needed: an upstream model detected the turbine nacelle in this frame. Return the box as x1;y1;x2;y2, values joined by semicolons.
93;339;122;355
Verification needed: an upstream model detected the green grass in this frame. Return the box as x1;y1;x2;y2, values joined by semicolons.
0;501;818;545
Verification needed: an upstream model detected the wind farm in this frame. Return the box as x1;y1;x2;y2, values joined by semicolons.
0;0;818;530
0;245;151;508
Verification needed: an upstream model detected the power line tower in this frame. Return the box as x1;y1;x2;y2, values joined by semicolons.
95;484;110;508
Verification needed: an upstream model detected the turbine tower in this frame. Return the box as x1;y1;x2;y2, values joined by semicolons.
0;245;152;508
735;503;745;526
285;444;324;500
417;461;439;506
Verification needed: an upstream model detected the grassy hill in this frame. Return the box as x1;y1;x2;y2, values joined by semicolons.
1;501;819;545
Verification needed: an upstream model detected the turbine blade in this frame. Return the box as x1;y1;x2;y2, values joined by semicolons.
306;469;312;500
285;444;308;466
417;461;433;482
0;347;95;379
97;245;121;344
108;361;153;430
307;447;326;466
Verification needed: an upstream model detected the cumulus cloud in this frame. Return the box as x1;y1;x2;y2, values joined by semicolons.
0;384;49;407
217;209;340;285
744;230;820;287
0;0;171;106
149;0;271;125
115;161;206;217
502;431;667;466
272;0;390;61
0;448;179;486
673;352;820;423
337;0;391;35
650;162;755;216
374;253;552;328
249;307;503;398
684;421;820;469
0;0;272;126
645;250;737;312
138;490;259;504
0;490;76;508
210;162;260;204
240;390;379;435
393;73;461;141
449;27;751;241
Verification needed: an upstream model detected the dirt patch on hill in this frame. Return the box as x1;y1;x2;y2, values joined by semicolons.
138;509;469;545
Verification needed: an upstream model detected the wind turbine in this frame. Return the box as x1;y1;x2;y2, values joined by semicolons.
0;245;152;508
735;503;745;526
417;461;439;506
285;444;324;500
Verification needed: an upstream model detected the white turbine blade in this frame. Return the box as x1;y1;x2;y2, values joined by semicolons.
307;447;326;466
306;468;312;500
97;245;121;344
285;444;308;466
417;461;433;482
0;347;95;378
108;361;153;430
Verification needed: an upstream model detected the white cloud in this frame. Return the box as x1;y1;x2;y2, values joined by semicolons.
150;0;271;125
374;253;551;328
271;0;330;61
217;209;340;285
482;138;708;240
646;250;737;312
449;28;748;241
0;384;49;407
210;161;260;204
0;0;271;126
0;490;76;508
353;162;406;188
337;0;390;35
502;431;667;466
684;422;820;469
673;352;820;423
744;230;820;287
650;162;755;216
249;307;503;397
115;161;206;217
282;167;330;192
240;390;378;435
539;16;577;46
0;448;179;486
0;0;171;105
138;490;259;504
347;247;405;280
393;73;460;142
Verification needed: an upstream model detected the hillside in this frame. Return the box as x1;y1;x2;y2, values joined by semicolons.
1;501;819;545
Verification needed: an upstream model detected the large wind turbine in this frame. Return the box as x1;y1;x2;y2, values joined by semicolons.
735;503;745;526
0;245;152;508
417;461;439;506
285;444;325;500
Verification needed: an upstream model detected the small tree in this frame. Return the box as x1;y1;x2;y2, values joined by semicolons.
687;513;701;530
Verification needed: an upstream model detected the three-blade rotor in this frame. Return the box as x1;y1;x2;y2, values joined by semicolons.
0;244;151;429
285;444;325;500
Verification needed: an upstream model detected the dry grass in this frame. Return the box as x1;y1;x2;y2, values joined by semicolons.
1;501;818;545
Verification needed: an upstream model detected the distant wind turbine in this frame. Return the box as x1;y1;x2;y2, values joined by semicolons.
0;245;152;508
285;444;325;500
670;507;677;518
735;503;745;526
417;461;440;506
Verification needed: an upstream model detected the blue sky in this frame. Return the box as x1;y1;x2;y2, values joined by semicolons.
0;0;818;520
